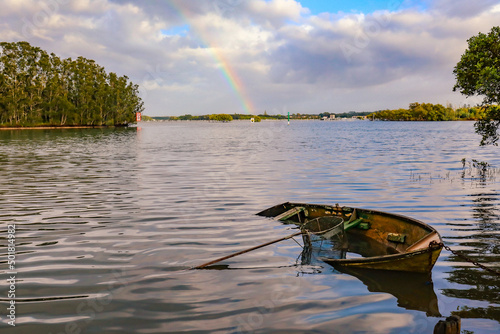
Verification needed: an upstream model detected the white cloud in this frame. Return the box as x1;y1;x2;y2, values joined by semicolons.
246;0;308;27
65;0;111;15
492;4;500;13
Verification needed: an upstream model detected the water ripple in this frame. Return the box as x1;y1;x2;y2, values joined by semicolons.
1;123;499;333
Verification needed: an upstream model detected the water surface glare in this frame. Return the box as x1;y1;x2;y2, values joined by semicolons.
1;121;499;333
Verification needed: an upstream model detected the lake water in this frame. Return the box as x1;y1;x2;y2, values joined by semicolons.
1;120;499;334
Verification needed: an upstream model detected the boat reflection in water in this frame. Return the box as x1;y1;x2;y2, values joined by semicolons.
300;226;441;317
339;267;441;317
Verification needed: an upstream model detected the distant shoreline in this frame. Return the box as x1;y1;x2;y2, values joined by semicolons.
0;125;133;130
143;118;476;122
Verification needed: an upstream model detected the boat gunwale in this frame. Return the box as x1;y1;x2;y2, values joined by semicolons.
265;202;441;236
319;243;441;265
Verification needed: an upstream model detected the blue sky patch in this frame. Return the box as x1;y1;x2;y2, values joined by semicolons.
161;24;190;36
298;0;426;14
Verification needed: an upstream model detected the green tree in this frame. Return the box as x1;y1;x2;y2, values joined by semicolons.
453;26;500;145
0;41;31;124
209;114;233;122
0;41;143;127
179;114;193;120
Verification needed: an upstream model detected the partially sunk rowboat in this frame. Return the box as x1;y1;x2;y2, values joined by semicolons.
257;202;443;273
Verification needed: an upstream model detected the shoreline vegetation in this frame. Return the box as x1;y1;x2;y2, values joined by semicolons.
0;41;143;128
145;102;486;122
0;125;133;130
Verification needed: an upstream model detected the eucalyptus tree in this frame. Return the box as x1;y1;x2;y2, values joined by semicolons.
42;54;73;125
0;41;143;127
107;73;143;125
0;42;29;124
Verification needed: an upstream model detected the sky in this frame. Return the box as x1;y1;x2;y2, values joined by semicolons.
1;0;499;116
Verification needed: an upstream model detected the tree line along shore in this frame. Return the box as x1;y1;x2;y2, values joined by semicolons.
371;102;486;121
148;102;486;122
0;41;143;128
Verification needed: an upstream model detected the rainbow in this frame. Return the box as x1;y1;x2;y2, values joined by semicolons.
165;1;254;114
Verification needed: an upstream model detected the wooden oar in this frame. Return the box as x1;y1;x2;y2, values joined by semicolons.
191;231;303;269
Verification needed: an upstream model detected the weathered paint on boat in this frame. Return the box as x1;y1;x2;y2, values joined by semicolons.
257;202;443;273
326;244;442;273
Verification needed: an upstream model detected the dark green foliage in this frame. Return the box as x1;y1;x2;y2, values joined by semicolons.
372;103;466;121
209;114;233;122
178;114;193;120
230;114;263;121
475;105;500;145
258;113;287;120
170;114;208;120
453;26;500;145
0;41;143;127
453;26;500;106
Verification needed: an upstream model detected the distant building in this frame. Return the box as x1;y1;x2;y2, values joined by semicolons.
321;115;336;120
321;114;336;121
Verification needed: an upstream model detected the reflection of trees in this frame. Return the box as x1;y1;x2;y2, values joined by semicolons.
452;305;500;323
442;193;500;322
470;193;500;229
460;159;499;186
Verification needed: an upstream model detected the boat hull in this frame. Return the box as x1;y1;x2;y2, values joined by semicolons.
257;202;443;273
321;244;442;273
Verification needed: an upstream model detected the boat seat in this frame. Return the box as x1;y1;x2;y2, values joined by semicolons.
407;231;440;252
274;207;306;221
344;218;363;231
344;209;368;231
